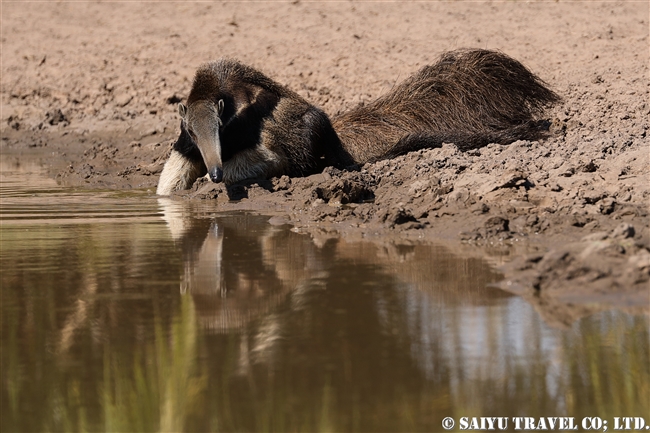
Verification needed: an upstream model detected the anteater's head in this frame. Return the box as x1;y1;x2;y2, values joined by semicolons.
176;59;243;184
168;59;306;188
178;99;225;183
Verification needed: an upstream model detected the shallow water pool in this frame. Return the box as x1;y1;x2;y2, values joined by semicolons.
1;156;648;432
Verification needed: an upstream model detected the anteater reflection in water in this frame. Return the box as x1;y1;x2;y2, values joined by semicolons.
158;200;505;376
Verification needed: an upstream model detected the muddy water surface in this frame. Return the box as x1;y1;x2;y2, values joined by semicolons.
1;157;648;432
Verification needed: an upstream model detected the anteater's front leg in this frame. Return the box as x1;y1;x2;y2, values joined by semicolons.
157;149;207;195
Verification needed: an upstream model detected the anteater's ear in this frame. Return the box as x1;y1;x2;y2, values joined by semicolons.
217;99;224;117
178;103;187;119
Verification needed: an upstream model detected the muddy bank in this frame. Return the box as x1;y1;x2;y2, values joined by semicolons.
2;1;648;322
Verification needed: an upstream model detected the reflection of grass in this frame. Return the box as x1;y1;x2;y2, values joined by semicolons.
102;296;205;432
2;295;203;432
562;313;649;418
443;311;650;431
3;305;20;422
1;232;200;432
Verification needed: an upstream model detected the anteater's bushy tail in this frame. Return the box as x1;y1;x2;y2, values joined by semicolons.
332;49;562;164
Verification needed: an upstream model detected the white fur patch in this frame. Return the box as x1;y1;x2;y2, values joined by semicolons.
156;150;205;195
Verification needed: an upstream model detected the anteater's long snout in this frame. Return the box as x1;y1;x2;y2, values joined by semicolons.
186;100;224;184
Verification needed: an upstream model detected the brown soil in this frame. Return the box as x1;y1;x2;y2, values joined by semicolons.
2;1;648;324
